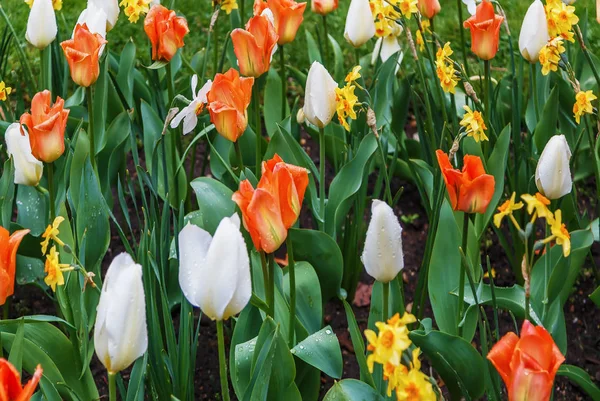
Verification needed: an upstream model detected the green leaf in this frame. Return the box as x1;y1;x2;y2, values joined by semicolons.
291;326;342;379
189;177;236;235
590;286;600;308
264;68;290;137
557;364;600;400
8;319;25;373
305;31;322;64
341;299;375;388
126;354;148;401
409;329;486;401
283;262;322;334
368;279;405;330
15;256;45;286
323;379;385;401
327;34;344;83
97;111;131;205
93;53;109;154
372;53;401;129
116;40;136;107
16;186;47;237
230;305;263;399
0;159;15;229
146;60;168;69
533;85;559;151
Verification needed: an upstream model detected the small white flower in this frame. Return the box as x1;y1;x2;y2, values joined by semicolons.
170;75;212;135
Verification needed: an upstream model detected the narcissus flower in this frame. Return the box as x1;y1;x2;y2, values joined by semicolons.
435;42;460;94
364;313;415;372
394;349;437;401
207;68;254;142
488;320;564;401
0;81;12;101
344;0;376;47
19;90;70;163
437;150;496;214
44;246;74;291
266;0;307;45
0;227;29;306
170;75;213;135
120;0;151;23
535;135;572;199
25;0;57;49
345;65;362;83
539;37;565;75
232;154;308;253
144;5;189;62
545;0;578;42
545;209;571;257
417;0;441;19
61;24;108;88
41;216;66;255
415;20;430;52
215;0;239;14
518;0;550;63
460;105;488;142
396;0;418;18
494;192;524;228
521;193;552;220
5;123;43;186
463;0;504;60
370;0;402;37
335;84;358;131
573;90;597;124
0;359;43;400
231;14;279;78
302;62;338;128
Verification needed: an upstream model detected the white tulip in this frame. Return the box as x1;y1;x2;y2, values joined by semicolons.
535;135;572;200
178;215;251;321
302;62;338;128
88;0;120;31
361;200;404;283
76;2;108;38
462;0;477;15
5;123;43;186
94;253;148;374
344;0;376;48
171;75;213;135
26;0;57;49
519;0;550;63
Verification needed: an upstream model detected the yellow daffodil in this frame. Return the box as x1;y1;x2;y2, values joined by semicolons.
545;209;571;257
120;0;151;23
364;318;412;372
395;348;437;401
493;192;524;229
435;43;459;94
573;90;597;124
44;246;73;291
388;311;417;327
370;0;401;37
41;216;66;255
214;0;238;14
460;105;488;142
415;21;430;52
483;267;497;279
396;0;418;19
545;0;578;42
539;37;565;76
335;85;359;131
521;192;552;221
436;42;453;60
345;66;362;83
0;82;12;102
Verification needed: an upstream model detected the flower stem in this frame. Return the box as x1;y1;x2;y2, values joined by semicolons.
40;46;52;92
268;253;275;318
47;162;56;221
484;60;491;123
542;223;550;320
2;297;10;320
280;45;286;120
216;320;231;401
234;140;244;173
108;372;117;401
86;86;97;172
382;281;389;321
322;16;329;70
457;212;469;337
287;235;296;347
260;251;269;310
319;127;326;228
253;84;262;177
375;134;393;205
530;63;540;122
456;0;470;77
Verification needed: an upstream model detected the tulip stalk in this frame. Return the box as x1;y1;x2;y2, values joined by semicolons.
321;16;329;70
86;87;97;172
319;127;326;226
40;47;52;92
268;253;276;318
575;25;600;92
47;162;56;221
382;281;389;321
287;236;296;346
108;372;116;401
457;212;469;337
216;320;230;401
530;63;540;121
484;60;491;125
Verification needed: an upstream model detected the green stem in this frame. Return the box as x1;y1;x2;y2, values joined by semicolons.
457;213;469;337
254;84;262;177
542;224;550;320
287;235;296;347
2;297;10;320
268;253;275;318
382;281;389;321
319;126;326;228
47;162;56;221
40;46;52;92
280;45;286;120
86;86;97;172
260;251;269;306
322;16;329;70
108;372;117;401
375;134;393;205
216;320;231;401
484;60;491;124
234;140;244;173
530;63;540;122
456;0;470;77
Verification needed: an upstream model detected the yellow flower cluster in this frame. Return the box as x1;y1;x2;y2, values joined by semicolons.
415;20;430;52
24;0;62;11
460;105;488;142
364;313;436;400
573;90;597;124
370;0;402;37
539;37;565;76
0;82;12;102
545;0;579;43
213;0;238;15
120;0;151;23
335;66;361;131
435;42;459;94
41;217;73;292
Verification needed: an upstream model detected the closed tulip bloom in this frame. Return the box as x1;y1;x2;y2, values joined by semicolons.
207;68;254;142
0;227;30;306
144;5;189;62
488;320;564;401
312;0;338;15
0;359;43;401
535;135;572;199
463;0;504;60
302;62;338;128
19;90;70;163
266;0;307;45
418;0;441;19
361;200;404;283
344;0;376;47
232;154;309;253
178;215;251;320
76;3;108;38
436;150;496;214
519;0;549;63
94;253;147;374
232;14;279;77
25;0;57;49
88;0;120;31
5;123;43;186
61;24;107;88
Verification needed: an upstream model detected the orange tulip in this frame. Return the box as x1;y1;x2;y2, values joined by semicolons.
0;359;43;401
311;0;338;15
231;14;279;78
232;154;309;253
436;150;495;214
207;68;254;142
60;24;107;88
253;0;270;15
266;0;307;45
144;5;189;62
20;90;70;163
488;320;565;401
418;0;440;19
0;227;29;306
463;0;504;60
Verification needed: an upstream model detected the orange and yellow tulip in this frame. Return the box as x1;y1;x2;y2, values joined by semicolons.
0;359;42;401
311;0;338;15
232;154;308;253
19;90;70;163
418;0;440;19
207;68;254;142
463;0;504;60
488;320;565;401
266;0;307;45
436;150;495;214
143;5;189;62
0;227;29;306
60;23;107;88
231;14;279;77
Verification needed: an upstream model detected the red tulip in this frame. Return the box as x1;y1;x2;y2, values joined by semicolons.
463;0;504;60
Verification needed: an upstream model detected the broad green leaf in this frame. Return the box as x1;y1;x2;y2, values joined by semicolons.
264;68;290;137
0;159;15;229
93;53;109;153
372;53;401;129
557;364;600;400
230;305;263;399
323;379;385;401
305;31;322;64
190;177;236;235
8;319;25;372
327;34;344;83
16;186;47;237
15;256;45;287
342;299;376;388
116;40;136;107
283;261;322;334
533;86;559;151
291;326;342;379
126;354;148;401
97;111;131;205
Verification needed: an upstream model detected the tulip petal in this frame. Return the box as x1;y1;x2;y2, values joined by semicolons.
457;173;495;214
247;188;287;253
178;223;213;308
509;363;553;401
487;331;519;385
26;0;57;49
344;0;376;47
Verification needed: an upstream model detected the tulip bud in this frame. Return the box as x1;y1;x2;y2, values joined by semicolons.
88;0;120;31
94;253;148;374
61;24;107;87
312;0;338;15
519;0;549;63
4;123;43;187
76;2;108;38
344;0;376;47
535;135;572;200
302;62;338;128
26;0;57;49
418;0;441;19
361;200;404;283
178;215;251;321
